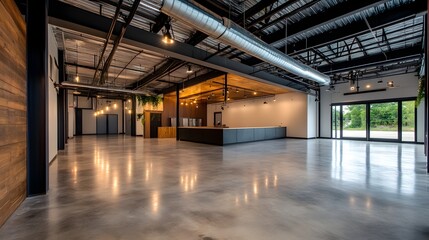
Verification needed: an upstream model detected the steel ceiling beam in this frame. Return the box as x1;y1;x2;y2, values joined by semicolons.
246;0;297;28
48;0;308;92
92;0;123;85
243;0;426;66
261;0;389;45
317;44;422;74
252;0;321;34
98;0;141;85
151;13;169;33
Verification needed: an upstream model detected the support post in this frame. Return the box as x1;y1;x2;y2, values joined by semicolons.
27;0;49;195
424;4;429;173
131;97;137;136
176;84;180;140
57;50;65;150
224;73;228;104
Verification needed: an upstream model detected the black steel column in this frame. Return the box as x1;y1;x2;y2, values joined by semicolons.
176;84;180;140
27;0;49;195
424;7;429;173
122;100;125;134
57;50;65;150
224;73;228;103
65;89;69;143
131;97;136;136
398;101;402;142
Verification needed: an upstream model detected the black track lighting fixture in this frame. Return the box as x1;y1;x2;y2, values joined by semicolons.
162;20;174;44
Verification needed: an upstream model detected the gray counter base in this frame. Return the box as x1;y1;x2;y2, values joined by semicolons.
178;127;287;146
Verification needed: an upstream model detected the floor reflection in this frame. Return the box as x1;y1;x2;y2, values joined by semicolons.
329;141;417;195
1;136;428;240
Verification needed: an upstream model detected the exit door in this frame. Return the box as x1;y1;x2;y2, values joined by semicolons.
96;114;118;135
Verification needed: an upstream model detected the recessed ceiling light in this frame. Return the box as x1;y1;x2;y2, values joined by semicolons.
366;84;371;89
73;91;81;95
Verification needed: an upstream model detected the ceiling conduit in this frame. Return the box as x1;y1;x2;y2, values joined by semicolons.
160;0;331;85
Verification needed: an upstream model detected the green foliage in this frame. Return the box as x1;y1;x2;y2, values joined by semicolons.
401;101;415;128
136;95;163;107
137;113;144;126
369;102;398;128
343;105;366;129
416;76;425;107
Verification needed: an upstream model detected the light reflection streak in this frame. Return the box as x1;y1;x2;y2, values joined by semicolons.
180;173;198;192
152;191;159;214
253;181;258;196
112;173;119;196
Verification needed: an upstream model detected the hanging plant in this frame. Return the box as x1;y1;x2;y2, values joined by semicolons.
415;76;425;107
136;95;163;107
137;113;144;126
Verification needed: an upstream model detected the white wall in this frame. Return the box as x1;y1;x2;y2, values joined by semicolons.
82;109;97;134
320;73;424;141
307;95;317;138
207;92;313;138
48;25;58;162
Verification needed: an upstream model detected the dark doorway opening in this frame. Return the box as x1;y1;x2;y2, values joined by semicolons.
75;108;82;135
150;113;162;138
214;112;222;127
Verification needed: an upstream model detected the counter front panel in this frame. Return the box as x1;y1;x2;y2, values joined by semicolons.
178;127;287;146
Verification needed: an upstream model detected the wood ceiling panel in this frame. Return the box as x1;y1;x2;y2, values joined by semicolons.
166;74;291;104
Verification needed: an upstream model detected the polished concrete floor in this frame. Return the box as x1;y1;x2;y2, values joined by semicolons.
1;136;429;239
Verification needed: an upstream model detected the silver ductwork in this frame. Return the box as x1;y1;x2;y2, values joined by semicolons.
160;0;331;85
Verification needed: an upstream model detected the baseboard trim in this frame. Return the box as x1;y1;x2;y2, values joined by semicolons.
286;137;316;140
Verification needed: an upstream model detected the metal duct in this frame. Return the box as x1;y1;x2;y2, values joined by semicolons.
160;0;331;85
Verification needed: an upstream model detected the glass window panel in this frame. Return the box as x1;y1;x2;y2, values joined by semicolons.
342;104;366;138
370;102;398;139
402;101;415;142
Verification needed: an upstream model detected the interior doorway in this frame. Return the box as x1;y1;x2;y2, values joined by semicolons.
214;112;222;127
96;114;118;135
150;113;162;138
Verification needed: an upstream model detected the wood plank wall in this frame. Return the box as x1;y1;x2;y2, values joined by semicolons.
162;95;207;127
0;0;27;227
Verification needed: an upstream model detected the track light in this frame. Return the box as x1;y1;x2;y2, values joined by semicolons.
387;81;394;87
186;65;193;73
162;22;174;44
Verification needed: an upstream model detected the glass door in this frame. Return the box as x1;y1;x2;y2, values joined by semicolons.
342;104;366;139
331;106;340;139
369;102;398;140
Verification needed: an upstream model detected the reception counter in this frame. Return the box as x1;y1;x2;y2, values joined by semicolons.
178;126;287;146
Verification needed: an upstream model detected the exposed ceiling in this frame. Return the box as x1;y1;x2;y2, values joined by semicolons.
18;0;426;98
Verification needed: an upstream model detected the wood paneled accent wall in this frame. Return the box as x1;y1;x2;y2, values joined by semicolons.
0;0;27;227
162;95;207;127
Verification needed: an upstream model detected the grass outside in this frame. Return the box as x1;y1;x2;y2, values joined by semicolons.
344;127;414;132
